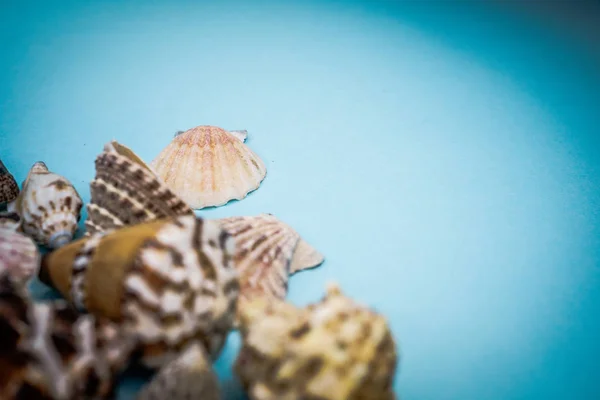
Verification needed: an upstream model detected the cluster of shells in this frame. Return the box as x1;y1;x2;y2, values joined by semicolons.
0;125;399;399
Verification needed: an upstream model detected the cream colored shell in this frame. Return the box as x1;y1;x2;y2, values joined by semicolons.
0;225;40;287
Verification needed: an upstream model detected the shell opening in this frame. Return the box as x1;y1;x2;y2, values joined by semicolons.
48;232;72;249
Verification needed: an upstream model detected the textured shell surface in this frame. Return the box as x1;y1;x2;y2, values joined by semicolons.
39;214;240;369
0;210;22;230
86;140;193;237
10;162;82;249
0;227;40;287
0;158;20;206
150;125;267;209
235;284;398;400
0;273;136;400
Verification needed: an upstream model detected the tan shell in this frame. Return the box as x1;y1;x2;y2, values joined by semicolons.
150;126;267;209
86;141;193;236
39;214;240;368
0;158;19;206
235;284;398;400
0;225;40;287
9;161;82;248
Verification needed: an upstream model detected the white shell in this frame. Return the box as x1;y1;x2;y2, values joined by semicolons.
9;162;82;248
0;227;40;287
150;126;267;209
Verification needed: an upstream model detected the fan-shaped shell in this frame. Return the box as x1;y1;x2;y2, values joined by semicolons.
0;226;40;287
150;126;267;209
235;284;398;400
86;141;193;236
9;161;82;249
0;158;19;207
39;214;240;368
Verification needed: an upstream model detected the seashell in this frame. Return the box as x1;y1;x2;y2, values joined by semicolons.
38;214;240;368
217;214;324;313
0;158;20;209
137;341;220;400
0;273;137;399
150;125;267;209
0;210;21;230
0;225;40;287
86;141;193;237
235;283;399;400
9;161;83;249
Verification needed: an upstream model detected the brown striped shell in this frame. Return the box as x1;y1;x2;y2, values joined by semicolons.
85;141;193;237
0;158;19;207
235;284;398;400
0;273;136;399
9;162;82;249
39;214;240;368
0;224;40;288
150;126;267;209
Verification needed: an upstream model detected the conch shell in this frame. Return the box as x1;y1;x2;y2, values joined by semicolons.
235;284;399;400
0;218;40;288
86;141;193;236
150;126;267;209
0;273;136;399
9;161;82;249
39;214;240;368
0;158;19;209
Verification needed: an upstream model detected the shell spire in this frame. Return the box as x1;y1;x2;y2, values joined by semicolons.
86;140;193;236
150;125;267;209
0;158;20;209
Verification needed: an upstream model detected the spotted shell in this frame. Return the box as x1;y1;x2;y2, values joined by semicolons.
0;210;21;230
86;141;193;237
0;158;19;207
0;225;40;287
235;284;398;400
9;162;82;249
39;214;240;368
150;126;267;209
0;273;136;399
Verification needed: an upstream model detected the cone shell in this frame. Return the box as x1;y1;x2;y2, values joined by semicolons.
9;162;82;249
0;273;136;399
150;126;267;209
86;141;193;236
137;342;220;400
0;226;40;287
235;284;398;400
0;158;20;207
218;214;324;313
39;214;240;368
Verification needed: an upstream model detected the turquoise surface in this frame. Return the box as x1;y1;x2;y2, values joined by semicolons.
1;0;599;398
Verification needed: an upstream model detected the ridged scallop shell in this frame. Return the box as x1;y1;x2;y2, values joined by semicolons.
0;273;136;399
138;342;220;400
0;225;40;287
39;214;240;368
218;214;324;312
0;158;20;208
150;126;267;209
9;161;83;249
86;141;193;237
235;284;399;400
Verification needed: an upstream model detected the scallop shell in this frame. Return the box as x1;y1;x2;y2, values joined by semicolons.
0;158;20;208
86;141;193;236
235;284;398;400
0;226;40;287
0;273;136;399
39;214;240;368
137;341;220;400
9;161;83;249
150;126;267;209
218;214;324;312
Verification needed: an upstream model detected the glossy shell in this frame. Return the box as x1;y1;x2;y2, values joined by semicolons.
150;126;267;209
0;158;19;207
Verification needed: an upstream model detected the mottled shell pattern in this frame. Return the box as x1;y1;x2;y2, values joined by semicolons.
0;158;20;208
86;141;193;237
39;214;240;369
235;284;398;400
0;273;136;400
0;217;40;288
150;126;267;209
9;161;82;249
218;214;324;312
137;341;221;400
0;210;22;230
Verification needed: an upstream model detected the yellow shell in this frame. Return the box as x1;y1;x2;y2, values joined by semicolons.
235;284;398;400
150;126;267;209
9;161;82;248
39;214;240;368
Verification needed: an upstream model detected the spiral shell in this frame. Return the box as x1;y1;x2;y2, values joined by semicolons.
0;224;40;287
235;284;398;400
150;126;267;209
39;214;240;368
0;158;19;208
9;162;82;249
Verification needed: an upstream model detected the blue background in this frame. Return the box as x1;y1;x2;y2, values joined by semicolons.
1;0;599;398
